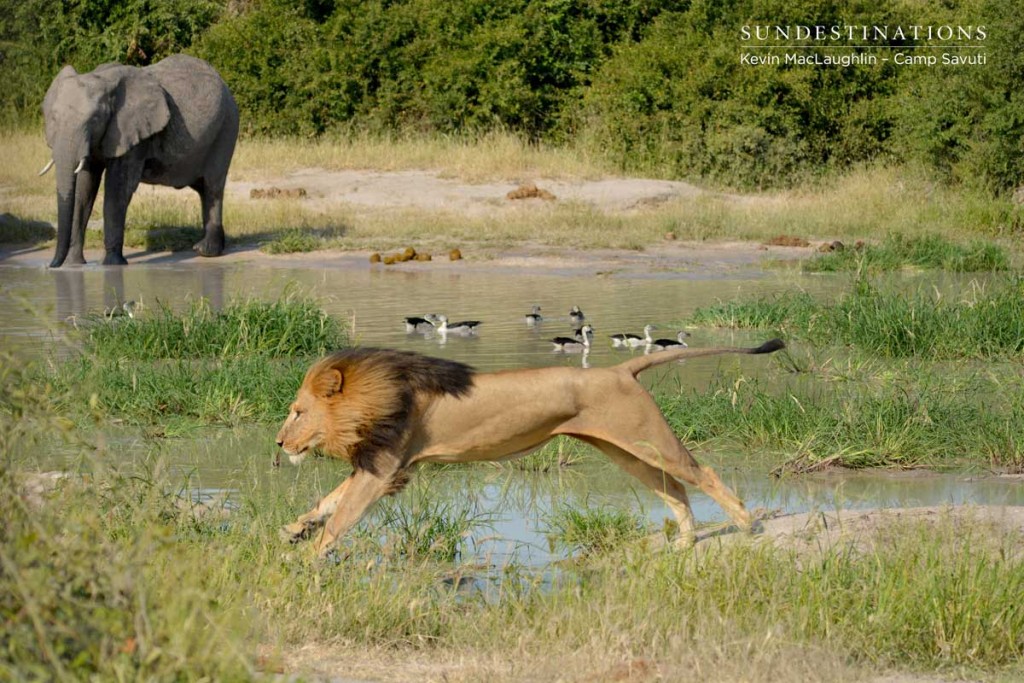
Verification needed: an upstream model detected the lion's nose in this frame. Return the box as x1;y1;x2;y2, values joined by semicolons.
276;438;284;447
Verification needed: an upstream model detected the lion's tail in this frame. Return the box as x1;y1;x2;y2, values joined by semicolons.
618;338;786;377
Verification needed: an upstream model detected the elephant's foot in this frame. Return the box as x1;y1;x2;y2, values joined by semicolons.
49;254;86;268
102;250;128;266
193;231;225;257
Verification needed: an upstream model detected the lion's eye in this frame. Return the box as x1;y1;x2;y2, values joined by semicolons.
294;410;303;420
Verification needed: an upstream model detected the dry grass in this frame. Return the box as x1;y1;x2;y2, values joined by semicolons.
232;130;613;181
1;130;1014;253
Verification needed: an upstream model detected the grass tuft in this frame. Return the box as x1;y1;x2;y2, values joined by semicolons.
803;233;1012;273
690;277;1024;359
545;501;647;556
46;294;346;427
79;294;345;360
658;368;1024;470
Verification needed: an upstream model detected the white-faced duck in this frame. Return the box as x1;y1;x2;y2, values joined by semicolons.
646;331;691;351
551;324;593;352
434;315;482;335
525;305;543;325
569;305;585;325
610;324;655;349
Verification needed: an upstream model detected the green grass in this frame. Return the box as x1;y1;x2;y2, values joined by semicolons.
544;502;647;556
37;289;1024;470
5;356;1024;679
369;479;493;562
260;228;340;255
79;295;345;360
4;454;1024;679
658;367;1024;471
690;277;1024;359
45;295;347;428
803;233;1013;273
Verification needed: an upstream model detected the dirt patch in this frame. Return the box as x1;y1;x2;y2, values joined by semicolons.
705;505;1024;559
227;168;709;216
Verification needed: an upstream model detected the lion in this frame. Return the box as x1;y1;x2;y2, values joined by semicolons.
276;339;785;557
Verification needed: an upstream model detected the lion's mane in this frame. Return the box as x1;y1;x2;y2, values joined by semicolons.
301;348;475;474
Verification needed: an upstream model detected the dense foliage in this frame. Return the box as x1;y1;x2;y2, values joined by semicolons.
2;0;1022;190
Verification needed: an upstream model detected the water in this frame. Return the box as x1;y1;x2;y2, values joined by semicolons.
88;427;1024;567
0;258;804;369
3;259;1020;567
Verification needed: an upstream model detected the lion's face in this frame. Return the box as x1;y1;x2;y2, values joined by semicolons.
276;366;342;465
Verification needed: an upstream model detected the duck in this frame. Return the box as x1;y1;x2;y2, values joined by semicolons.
525;305;543;325
572;326;592;342
610;324;655;349
551;324;593;352
646;331;691;351
434;315;482;335
569;305;585;325
404;314;440;333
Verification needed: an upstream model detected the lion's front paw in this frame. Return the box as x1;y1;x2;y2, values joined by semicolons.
280;521;313;543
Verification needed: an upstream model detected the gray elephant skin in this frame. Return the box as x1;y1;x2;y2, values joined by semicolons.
41;54;239;267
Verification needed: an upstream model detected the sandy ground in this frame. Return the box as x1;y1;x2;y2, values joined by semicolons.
1;168;817;276
229;168;720;216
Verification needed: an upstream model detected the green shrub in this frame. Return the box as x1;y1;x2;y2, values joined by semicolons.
3;0;1022;194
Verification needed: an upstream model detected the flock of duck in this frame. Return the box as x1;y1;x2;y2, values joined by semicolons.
403;305;691;355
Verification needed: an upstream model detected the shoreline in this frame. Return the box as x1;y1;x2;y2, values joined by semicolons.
0;238;816;278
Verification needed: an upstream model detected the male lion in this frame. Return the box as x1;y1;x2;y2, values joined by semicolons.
277;339;784;556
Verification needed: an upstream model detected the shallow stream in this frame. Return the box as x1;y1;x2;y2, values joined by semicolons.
2;258;1021;566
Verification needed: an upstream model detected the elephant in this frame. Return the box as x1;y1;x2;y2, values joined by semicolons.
41;54;239;267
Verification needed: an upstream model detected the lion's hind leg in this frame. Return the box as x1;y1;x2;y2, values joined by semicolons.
580;437;699;547
571;392;754;536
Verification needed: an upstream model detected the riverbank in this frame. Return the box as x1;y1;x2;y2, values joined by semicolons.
1;132;1016;256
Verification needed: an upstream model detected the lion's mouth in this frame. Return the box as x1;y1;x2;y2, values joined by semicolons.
287;445;310;466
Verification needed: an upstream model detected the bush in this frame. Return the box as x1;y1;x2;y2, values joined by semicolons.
2;0;1022;191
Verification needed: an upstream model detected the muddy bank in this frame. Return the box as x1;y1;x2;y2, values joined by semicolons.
0;238;816;279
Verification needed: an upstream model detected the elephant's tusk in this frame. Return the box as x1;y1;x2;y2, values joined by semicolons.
73;158;86;175
38;159;55;176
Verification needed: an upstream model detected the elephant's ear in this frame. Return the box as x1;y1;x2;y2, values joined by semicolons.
42;65;79;149
102;70;171;159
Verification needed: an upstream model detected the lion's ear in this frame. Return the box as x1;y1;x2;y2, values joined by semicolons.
313;368;344;397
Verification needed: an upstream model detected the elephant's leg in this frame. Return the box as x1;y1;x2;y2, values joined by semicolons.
67;163;103;265
191;178;226;257
102;157;143;266
192;120;235;258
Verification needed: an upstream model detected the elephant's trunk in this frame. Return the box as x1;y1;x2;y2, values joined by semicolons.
50;148;82;268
